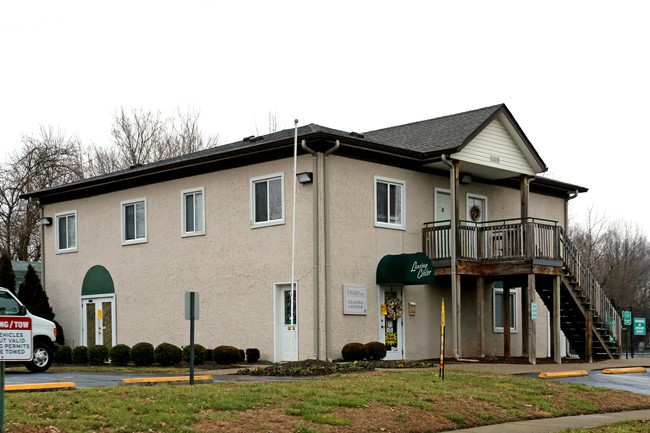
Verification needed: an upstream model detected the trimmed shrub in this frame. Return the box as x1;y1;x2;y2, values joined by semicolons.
239;349;245;362
365;341;387;360
53;345;72;364
88;345;109;365
54;320;65;346
71;346;88;365
182;344;207;365
130;342;155;366
245;348;260;363
206;349;214;362
154;342;183;366
213;345;241;365
109;344;131;366
341;342;367;361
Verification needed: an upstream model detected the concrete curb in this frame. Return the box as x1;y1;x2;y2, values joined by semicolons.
538;370;588;379
118;375;214;386
5;382;76;392
602;367;648;374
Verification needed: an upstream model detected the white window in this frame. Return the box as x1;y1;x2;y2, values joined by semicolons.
55;210;77;253
493;287;518;333
251;173;285;228
181;187;205;237
121;198;147;245
374;176;405;230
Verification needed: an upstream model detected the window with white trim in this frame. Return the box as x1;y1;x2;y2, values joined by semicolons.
121;198;147;245
493;287;518;333
55;210;77;253
181;187;205;237
374;176;405;230
251;173;285;228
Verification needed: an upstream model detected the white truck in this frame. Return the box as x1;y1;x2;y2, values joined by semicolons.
0;287;58;372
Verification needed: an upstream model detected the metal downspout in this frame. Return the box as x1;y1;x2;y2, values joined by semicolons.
565;190;579;233
441;155;461;360
301;139;320;358
323;140;339;360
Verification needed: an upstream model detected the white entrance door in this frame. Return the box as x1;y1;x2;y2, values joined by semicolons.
274;283;298;362
379;286;404;360
81;296;115;348
465;194;488;258
434;188;452;258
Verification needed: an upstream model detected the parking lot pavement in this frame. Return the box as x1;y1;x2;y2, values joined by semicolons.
525;369;650;395
3;368;320;389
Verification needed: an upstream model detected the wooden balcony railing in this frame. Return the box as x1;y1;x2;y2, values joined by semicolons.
422;218;621;345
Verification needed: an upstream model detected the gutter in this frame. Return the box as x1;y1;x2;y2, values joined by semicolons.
323;140;339;361
565;190;580;233
441;155;461;360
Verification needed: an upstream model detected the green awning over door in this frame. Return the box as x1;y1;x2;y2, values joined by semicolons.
81;265;115;296
376;253;435;285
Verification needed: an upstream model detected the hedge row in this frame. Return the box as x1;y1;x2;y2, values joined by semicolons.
54;343;261;366
341;341;387;361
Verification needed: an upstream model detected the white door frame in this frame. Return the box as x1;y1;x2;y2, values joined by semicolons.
435;187;451;223
274;282;298;362
466;193;488;222
80;294;116;347
378;285;405;360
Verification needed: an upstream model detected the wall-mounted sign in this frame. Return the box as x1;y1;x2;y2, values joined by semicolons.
343;285;367;315
531;302;538;320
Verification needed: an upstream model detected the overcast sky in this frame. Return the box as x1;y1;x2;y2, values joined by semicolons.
2;1;648;235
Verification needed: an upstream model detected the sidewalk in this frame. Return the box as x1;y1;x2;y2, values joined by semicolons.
443;357;650;375
452;409;650;432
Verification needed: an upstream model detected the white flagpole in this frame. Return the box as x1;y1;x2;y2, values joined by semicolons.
290;119;299;360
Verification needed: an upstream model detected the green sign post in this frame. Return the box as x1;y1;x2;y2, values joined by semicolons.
634;318;646;336
622;310;632;326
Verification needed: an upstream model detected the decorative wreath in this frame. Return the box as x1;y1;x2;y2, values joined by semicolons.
386;297;403;320
470;204;482;222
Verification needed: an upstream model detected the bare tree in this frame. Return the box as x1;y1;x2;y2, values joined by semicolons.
571;210;650;309
106;107;219;172
0;126;84;260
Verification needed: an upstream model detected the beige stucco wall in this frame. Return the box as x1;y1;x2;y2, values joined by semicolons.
42;151;568;362
43;155;318;361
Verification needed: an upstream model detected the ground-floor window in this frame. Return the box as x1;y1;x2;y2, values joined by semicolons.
492;287;518;333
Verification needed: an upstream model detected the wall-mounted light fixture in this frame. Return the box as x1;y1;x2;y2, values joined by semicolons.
296;172;313;184
460;173;472;184
40;217;53;226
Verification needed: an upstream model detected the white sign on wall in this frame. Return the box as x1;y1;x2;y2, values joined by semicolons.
343;285;367;315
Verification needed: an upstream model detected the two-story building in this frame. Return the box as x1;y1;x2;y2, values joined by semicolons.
24;104;620;363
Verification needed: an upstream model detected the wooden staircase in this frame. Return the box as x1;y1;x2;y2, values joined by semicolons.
423;218;622;360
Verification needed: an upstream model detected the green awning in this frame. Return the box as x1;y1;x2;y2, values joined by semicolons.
81;265;115;296
376;253;435;285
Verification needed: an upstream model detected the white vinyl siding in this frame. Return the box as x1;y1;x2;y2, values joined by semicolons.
121;198;147;245
251;173;285;228
55;210;77;253
454;118;536;176
181;187;205;237
374;176;406;230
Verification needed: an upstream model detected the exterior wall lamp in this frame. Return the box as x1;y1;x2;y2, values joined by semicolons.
40;217;53;226
296;172;313;184
460;173;472;184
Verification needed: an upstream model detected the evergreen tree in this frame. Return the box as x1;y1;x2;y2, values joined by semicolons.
18;264;55;320
0;254;17;293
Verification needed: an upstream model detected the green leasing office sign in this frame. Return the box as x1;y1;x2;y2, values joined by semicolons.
634;318;646;336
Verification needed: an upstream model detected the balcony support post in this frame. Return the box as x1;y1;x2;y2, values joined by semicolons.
524;273;537;364
585;310;594;363
552;275;562;364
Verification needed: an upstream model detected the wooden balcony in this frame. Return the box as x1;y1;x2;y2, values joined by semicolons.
422;218;621;359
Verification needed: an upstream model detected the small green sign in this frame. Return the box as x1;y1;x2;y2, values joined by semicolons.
634;318;646;336
531;302;538;320
622;310;632;326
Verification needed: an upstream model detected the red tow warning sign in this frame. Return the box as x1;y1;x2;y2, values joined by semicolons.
0;317;32;361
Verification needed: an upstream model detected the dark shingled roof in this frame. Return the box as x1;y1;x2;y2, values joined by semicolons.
364;104;504;154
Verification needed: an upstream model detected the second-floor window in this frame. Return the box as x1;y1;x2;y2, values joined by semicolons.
122;198;147;245
251;173;284;228
182;187;205;236
55;210;77;253
374;176;405;230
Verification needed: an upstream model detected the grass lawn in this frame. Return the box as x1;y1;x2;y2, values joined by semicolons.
5;369;650;433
